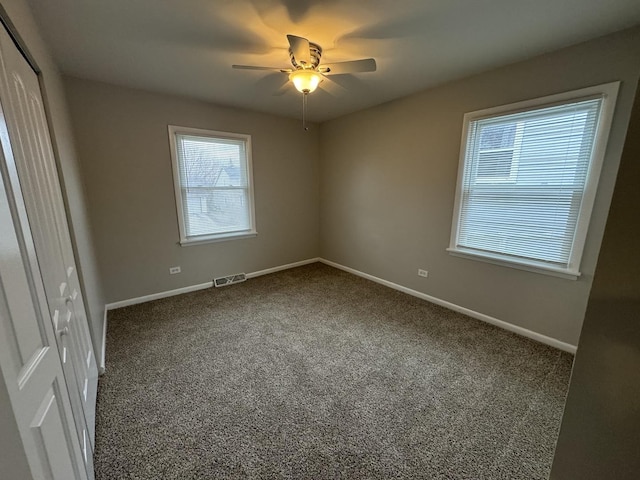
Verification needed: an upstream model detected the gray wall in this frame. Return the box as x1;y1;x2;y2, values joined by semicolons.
550;81;640;479
319;27;640;346
0;1;106;358
64;77;320;303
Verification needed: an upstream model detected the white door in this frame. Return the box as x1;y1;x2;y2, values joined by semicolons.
0;88;88;478
0;22;98;453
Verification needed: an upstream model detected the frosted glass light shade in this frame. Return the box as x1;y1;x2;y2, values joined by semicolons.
289;70;322;93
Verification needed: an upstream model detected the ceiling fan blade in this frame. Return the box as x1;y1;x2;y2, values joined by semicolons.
232;65;292;73
286;34;311;65
319;75;347;96
273;84;291;96
320;58;377;75
251;72;291;96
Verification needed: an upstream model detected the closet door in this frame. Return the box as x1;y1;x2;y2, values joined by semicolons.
0;65;88;480
0;21;98;457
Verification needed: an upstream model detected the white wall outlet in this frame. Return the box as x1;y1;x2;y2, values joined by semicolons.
418;269;428;278
169;266;181;275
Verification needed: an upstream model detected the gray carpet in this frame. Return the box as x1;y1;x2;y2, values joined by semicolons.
95;263;573;479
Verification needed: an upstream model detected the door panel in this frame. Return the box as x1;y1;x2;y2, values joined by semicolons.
0;131;86;478
30;383;78;478
0;229;45;364
0;23;98;449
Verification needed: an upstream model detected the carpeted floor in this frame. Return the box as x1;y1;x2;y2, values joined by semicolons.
95;263;573;479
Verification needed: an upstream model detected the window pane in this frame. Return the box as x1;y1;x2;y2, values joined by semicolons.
172;130;254;241
479;123;516;149
183;188;250;237
459;189;578;264
477;150;514;178
457;96;603;269
178;136;247;189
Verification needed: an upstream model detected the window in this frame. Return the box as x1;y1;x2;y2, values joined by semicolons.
168;126;256;245
448;83;619;279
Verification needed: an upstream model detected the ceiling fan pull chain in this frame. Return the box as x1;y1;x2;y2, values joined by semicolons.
303;92;309;131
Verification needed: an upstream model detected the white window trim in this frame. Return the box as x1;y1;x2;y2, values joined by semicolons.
448;82;620;279
168;125;257;246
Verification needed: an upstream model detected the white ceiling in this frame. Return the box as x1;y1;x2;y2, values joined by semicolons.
26;0;640;122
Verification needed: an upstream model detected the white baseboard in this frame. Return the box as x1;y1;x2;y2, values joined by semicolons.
245;258;320;279
104;257;320;311
318;258;577;354
105;281;214;310
99;307;107;375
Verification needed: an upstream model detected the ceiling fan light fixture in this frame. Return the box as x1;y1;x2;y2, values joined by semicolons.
233;35;376;131
289;69;322;93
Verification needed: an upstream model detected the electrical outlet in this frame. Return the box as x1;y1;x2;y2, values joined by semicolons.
418;269;428;278
169;266;181;275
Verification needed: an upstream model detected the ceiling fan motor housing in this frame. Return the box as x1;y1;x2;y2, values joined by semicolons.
289;42;322;70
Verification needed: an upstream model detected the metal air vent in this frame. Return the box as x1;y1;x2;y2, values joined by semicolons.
214;273;246;288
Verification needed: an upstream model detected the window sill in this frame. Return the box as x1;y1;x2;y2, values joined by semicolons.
179;231;257;246
446;247;580;280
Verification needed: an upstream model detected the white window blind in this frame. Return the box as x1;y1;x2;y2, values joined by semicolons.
169;126;255;244
449;83;619;278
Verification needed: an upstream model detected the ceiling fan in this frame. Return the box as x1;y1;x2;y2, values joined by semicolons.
233;34;377;130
